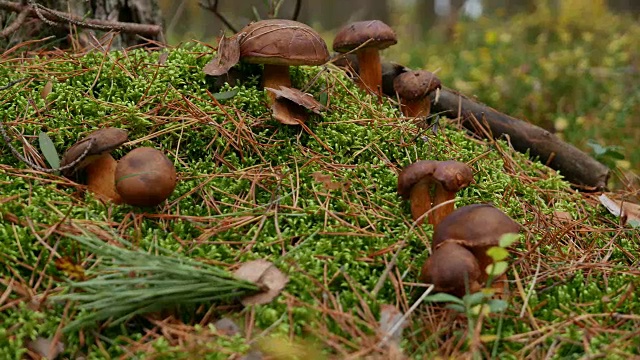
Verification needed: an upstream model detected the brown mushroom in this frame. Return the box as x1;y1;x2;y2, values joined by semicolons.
240;19;329;99
393;70;441;121
114;147;177;207
60;127;128;203
397;160;473;226
333;20;397;95
420;242;482;297
432;204;521;283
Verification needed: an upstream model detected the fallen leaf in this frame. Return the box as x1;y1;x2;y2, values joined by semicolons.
553;211;573;223
378;304;405;345
203;34;241;76
55;257;85;280
214;317;241;336
157;51;169;65
265;86;326;114
310;172;345;191
41;80;53;100
598;194;640;227
233;259;288;306
271;98;308;125
26;337;64;359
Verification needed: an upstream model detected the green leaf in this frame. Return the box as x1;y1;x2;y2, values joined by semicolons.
38;131;60;169
445;303;466;313
498;233;520;248
486;246;509;261
487;299;509;313
425;292;464;305
318;92;328;106
463;292;488;306
486;261;509;277
212;89;239;100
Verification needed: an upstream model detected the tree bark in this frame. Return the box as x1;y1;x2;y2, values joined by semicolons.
0;0;163;49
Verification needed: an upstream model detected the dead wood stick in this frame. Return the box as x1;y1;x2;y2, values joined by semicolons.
428;87;610;190
0;1;163;37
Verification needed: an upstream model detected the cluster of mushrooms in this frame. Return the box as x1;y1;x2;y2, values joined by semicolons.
60;127;177;207
205;18;522;297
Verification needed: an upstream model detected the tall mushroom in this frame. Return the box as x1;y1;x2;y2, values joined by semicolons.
60;127;128;203
397;160;473;226
393;70;441;122
432;204;521;283
333;20;397;95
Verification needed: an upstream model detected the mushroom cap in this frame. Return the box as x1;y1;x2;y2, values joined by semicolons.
397;160;473;199
432;204;522;251
115;147;177;207
239;19;329;66
333;20;397;53
60;127;128;177
420;242;482;297
393;70;441;100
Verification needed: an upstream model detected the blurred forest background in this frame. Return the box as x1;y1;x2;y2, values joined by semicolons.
159;0;639;184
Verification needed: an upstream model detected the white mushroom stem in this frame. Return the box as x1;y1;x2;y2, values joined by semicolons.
356;47;382;95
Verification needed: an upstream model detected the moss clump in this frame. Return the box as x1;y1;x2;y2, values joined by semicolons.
0;42;636;358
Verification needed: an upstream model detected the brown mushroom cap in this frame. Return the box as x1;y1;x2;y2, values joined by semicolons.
420;242;482;297
115;147;177;207
240;19;329;66
60;127;128;177
432;204;521;281
393;70;441;101
397;160;472;198
333;20;397;53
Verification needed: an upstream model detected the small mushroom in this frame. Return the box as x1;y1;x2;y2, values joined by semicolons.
397;160;473;226
114;147;177;207
420;242;482;297
393;70;441;123
333;20;397;95
59;127;128;203
432;204;521;283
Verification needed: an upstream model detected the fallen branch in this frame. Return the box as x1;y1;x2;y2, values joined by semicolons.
0;1;163;38
368;60;609;191
428;87;610;190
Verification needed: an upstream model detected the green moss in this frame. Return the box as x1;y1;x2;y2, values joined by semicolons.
0;42;636;358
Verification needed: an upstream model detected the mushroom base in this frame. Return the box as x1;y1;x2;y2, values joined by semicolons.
401;98;432;128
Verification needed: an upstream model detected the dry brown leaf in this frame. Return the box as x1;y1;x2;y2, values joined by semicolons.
310;172;350;191
265;86;326;114
598;194;640;227
553;211;573;223
203;34;241;76
41;81;53;101
233;259;288;306
26;337;64;359
271;99;308;125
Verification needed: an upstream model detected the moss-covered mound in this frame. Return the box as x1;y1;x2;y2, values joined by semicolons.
0;43;638;359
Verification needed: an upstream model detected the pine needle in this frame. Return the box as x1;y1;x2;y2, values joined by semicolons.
55;229;261;332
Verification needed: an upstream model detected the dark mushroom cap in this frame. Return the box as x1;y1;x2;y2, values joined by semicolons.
333;20;397;53
393;70;441;100
60;127;128;177
432;204;521;250
420;242;482;297
239;19;329;66
115;147;177;207
397;160;472;199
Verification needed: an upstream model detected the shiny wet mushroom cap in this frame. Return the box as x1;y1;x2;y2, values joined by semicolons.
420;242;482;297
115;147;177;207
239;19;329;95
432;204;521;282
393;70;441;119
333;20;397;95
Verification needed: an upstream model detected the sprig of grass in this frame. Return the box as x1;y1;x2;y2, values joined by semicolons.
55;229;261;333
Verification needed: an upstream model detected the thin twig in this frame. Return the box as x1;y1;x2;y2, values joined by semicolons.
198;0;238;33
0;5;28;38
0;1;163;37
291;0;301;21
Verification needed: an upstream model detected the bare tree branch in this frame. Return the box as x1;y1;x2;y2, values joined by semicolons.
0;1;163;37
198;0;238;33
0;5;27;38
